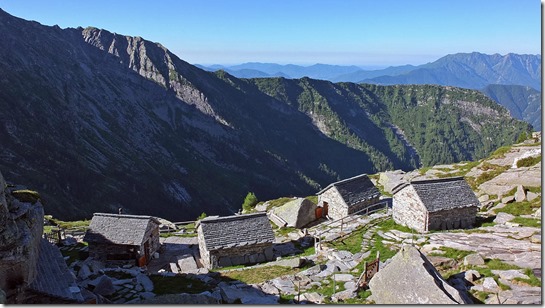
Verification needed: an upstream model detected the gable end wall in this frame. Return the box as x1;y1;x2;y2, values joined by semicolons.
392;186;428;232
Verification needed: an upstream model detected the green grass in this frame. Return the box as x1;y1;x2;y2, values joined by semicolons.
305;195;318;204
45;216;90;230
266;197;295;211
512;268;542;287
496;198;541;216
516;155;541;168
343;290;373;304
510;217;541;228
149;274;215;295
11;189;41;204
473;165;510;187
490;145;512;158
526;186;542;194
219;265;301;284
329;224;367;254
429;247;472;261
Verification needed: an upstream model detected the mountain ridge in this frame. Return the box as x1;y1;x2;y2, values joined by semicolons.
0;9;531;221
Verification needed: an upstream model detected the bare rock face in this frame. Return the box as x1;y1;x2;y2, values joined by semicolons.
0;171;44;301
369;245;472;304
270;198;317;228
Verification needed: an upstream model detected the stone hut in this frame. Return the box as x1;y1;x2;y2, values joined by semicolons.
392;177;479;232
316;173;381;220
196;212;275;269
83;213;160;266
269;198;317;228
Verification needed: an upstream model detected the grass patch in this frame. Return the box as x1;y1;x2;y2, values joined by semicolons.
219;265;300;284
496;198;541;216
266;197;295;211
329;225;367;254
429;247;472;261
343;290;373;304
305;195;318;204
526;186;542;194
45;216;91;230
513;269;542;287
516;155;541;168
511;217;541;228
11;189;41;204
150;274;214;295
490;145;512;158
474;166;510;187
104;270;134;280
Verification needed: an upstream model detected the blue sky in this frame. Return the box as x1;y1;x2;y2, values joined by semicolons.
0;0;541;67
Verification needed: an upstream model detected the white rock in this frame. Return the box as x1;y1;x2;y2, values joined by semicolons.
483;277;499;292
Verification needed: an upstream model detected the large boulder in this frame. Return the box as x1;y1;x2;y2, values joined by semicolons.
378;170;408;194
0;173;44;299
270;198;316;228
369;245;472;304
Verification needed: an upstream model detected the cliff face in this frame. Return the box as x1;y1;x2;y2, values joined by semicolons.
0;171;44;301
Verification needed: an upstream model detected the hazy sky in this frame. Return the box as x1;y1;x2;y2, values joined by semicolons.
0;0;541;67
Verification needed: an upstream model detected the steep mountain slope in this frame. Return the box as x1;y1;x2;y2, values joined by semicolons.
364;52;541;91
0;9;531;221
481;84;542;131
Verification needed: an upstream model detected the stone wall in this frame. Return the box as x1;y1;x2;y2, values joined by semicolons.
318;186;347;220
347;197;382;216
428;206;477;231
392;186;428;232
196;224;211;268
88;243;138;263
210;243;274;269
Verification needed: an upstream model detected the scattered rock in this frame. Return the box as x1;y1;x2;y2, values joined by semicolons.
331;289;356;302
478;194;490;203
332;273;354;282
464;270;481;282
369;245;471;304
93;275;115;296
482;277;499;292
136;273;154;292
300;292;324;304
493;212;515;224
526;191;539;202
530;234;541;244
463;253;485;266
491;270;530;281
501;195;515;204
515;185;527;202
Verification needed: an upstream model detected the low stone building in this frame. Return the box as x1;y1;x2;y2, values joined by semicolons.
269;198;317;228
83;213;161;266
196;212;275;269
316;173;381;220
392;177;479;232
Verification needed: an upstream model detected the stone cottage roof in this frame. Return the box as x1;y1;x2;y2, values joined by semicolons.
396;177;479;212
317;173;380;207
28;239;84;302
83;213;160;246
197;212;275;251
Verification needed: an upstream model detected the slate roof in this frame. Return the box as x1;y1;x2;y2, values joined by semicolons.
317;173;380;207
198;212;275;251
83;213;160;246
399;177;479;212
28;239;84;302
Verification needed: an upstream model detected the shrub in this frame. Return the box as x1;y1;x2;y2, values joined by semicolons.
242;192;258;212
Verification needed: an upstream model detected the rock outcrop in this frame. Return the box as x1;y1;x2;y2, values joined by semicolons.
369;245;471;304
0;171;44;302
270;198;316;228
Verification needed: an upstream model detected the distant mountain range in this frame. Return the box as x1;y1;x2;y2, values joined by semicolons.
200;52;542;131
0;9;532;221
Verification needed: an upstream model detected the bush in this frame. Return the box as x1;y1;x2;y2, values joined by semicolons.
242;192;258;212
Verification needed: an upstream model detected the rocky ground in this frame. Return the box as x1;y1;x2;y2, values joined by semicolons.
58;137;541;304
